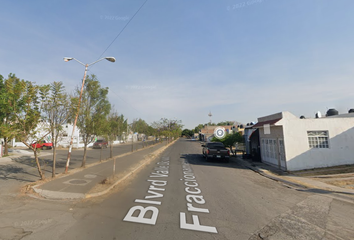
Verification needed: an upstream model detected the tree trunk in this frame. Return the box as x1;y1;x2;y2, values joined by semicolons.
82;146;87;167
81;135;88;168
4;137;8;155
100;147;102;162
34;150;45;180
110;141;113;158
52;146;56;178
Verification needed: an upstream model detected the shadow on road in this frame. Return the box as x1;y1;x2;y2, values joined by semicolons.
0;164;38;182
180;153;248;170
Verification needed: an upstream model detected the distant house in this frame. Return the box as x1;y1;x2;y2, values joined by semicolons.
58;123;81;148
199;124;244;142
11;120;52;148
253;110;354;171
8;121;126;149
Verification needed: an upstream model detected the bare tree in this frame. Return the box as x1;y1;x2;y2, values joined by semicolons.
39;82;70;178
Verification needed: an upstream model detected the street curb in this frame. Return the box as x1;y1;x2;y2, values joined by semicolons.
29;141;161;185
237;158;354;196
29;140;177;200
32;186;85;200
85;140;177;199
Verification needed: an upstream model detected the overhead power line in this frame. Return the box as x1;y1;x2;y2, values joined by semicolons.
92;0;148;119
97;0;149;60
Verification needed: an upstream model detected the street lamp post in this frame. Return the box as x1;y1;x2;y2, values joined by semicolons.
63;57;115;173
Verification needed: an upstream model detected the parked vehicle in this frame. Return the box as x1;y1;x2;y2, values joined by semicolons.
202;142;230;162
93;139;108;149
31;140;53;150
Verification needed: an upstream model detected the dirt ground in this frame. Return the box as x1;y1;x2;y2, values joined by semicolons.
291;165;354;190
291;165;354;176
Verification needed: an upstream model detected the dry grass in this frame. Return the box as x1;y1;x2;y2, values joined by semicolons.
323;179;354;190
291;165;354;177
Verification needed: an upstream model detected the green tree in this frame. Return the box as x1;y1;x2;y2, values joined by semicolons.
146;125;156;138
224;132;243;152
217;121;234;126
211;132;243;153
0;74;8;152
76;74;111;167
131;118;149;136
151;118;183;142
39;81;70;178
182;129;194;137
151;120;163;140
194;124;204;133
0;74;23;155
5;75;48;179
106;111;127;158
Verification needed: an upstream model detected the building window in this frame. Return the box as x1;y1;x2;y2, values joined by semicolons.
307;131;329;148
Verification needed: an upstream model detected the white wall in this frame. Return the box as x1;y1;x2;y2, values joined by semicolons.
57;124;81;148
127;133;138;142
13;121;52;147
259;126;284;168
281;114;354;171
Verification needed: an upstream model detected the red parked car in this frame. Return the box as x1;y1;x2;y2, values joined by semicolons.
31;140;53;150
93;139;108;149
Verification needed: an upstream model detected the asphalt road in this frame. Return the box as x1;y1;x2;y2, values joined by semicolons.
1;139;353;240
57;139;354;239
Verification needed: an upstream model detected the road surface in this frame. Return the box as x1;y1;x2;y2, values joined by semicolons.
0;139;353;240
59;139;354;239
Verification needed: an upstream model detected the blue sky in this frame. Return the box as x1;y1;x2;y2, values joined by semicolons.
1;0;354;129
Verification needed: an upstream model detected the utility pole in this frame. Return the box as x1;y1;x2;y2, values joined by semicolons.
65;63;88;173
63;56;115;173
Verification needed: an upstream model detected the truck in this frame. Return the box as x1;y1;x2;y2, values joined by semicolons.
201;142;230;162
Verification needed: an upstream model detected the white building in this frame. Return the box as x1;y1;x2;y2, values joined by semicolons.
9;122;126;149
58;123;81;148
11;122;82;148
11;120;52;147
253;110;354;171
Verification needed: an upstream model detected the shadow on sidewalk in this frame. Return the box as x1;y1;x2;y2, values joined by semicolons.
12;154;99;176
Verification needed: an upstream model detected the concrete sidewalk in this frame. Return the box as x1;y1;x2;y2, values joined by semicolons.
235;156;354;196
30;142;171;200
